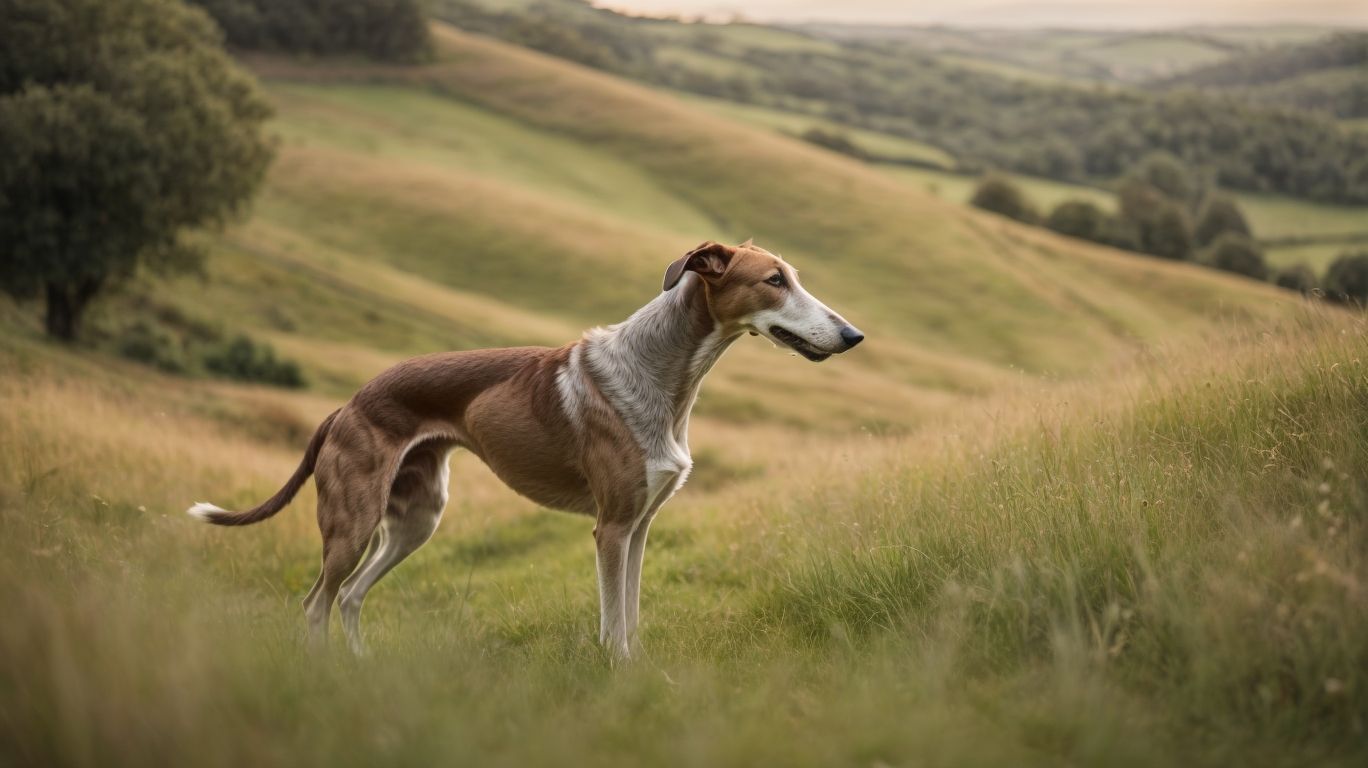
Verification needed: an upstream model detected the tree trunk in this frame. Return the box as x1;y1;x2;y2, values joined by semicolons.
44;278;102;341
44;283;75;341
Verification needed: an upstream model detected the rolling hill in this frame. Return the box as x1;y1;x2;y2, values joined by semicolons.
430;1;1368;204
1155;32;1368;119
791;25;1246;83
131;24;1295;432
3;20;1296;442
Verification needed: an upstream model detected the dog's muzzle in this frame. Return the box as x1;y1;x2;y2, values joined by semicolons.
770;324;864;362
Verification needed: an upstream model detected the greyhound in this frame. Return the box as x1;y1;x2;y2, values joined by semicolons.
188;240;864;659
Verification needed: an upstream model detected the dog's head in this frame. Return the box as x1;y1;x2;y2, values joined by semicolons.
663;239;863;362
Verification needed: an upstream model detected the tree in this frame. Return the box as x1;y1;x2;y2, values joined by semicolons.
1194;194;1253;247
0;0;273;340
1324;251;1368;305
1146;205;1196;261
1045;200;1107;242
1204;233;1268;281
186;0;433;62
970;174;1038;224
1118;178;1194;261
1274;264;1318;294
800;128;868;160
1126;151;1195;206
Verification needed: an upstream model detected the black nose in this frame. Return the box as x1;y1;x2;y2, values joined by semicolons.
840;326;865;349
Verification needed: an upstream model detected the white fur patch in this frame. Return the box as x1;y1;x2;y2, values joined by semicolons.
556;343;588;433
583;274;734;476
186;502;225;522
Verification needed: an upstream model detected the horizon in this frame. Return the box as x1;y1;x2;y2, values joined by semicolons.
594;0;1368;29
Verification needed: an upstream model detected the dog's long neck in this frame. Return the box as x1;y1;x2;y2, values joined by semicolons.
581;274;739;458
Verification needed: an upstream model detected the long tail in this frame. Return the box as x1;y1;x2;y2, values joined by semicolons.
187;409;341;527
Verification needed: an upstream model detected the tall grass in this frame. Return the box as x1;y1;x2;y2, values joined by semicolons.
1;308;1363;766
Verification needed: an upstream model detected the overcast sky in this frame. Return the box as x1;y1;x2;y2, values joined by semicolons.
595;1;1368;28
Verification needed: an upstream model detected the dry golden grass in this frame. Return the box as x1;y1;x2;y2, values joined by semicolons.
2;302;1364;767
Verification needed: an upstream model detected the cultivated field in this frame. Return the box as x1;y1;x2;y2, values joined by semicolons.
2;23;1363;768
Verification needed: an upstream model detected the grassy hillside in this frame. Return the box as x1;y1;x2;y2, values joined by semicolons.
3;20;1363;768
66;23;1290;434
794;24;1339;83
432;2;1368;204
933;168;1368;282
676;92;957;169
1266;240;1368;273
1151;32;1368;123
2;297;1363;767
1225;67;1368;119
1068;33;1232;80
1157;32;1367;85
789;25;1247;83
891;163;1368;283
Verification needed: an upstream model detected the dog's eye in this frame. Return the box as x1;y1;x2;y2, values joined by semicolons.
764;273;785;287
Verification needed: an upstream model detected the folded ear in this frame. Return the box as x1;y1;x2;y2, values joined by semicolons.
662;241;734;291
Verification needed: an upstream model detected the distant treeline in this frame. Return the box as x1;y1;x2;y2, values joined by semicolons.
434;0;1368;205
969;154;1368;304
1154;33;1368;119
1156;33;1368;89
187;0;432;62
780;45;1368;203
1221;70;1368;120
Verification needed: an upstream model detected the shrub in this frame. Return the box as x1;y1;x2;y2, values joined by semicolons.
203;335;305;388
800;128;868;160
108;312;306;388
1204;233;1267;281
1194;194;1253;247
1045;200;1108;242
1274;264;1318;294
1323;251;1368;305
115;322;189;374
970;174;1038;224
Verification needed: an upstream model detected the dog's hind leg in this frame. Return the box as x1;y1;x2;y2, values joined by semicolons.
301;568;326;630
303;529;372;650
338;442;450;655
303;451;386;650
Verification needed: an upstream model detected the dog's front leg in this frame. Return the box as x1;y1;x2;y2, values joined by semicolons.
583;427;650;662
594;518;633;661
623;513;653;646
624;464;683;646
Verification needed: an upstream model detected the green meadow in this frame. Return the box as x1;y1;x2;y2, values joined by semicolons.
676;93;1368;259
2;22;1364;768
882;156;1366;245
1266;240;1368;272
